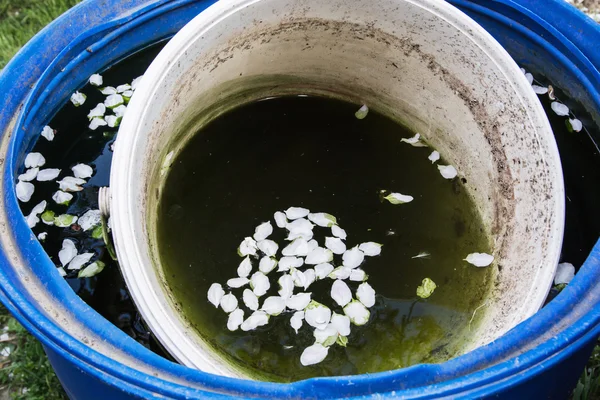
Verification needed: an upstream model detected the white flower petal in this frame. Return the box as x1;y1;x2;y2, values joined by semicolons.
569;119;583;132
300;343;329;366
237;256;253;278
54;214;78;227
41;126;55;141
70;91;86;106
329;266;352;280
26;200;46;228
29;200;46;216
308;239;319;251
227;309;244;331
325;237;346;255
278;256;304;272
78;261;105;278
464;252;494;267
331;280;352;307
308;212;337;227
131;76;143;90
282;238;311;257
87;103;106;119
555;262;575;285
67;252;94;270
303;269;316;290
331;225;347;240
278;274;295;299
117;84;132;93
100;86;117;95
356;282;376;307
104;94;124;109
122;90;133;99
314;263;334;280
438;165;458;180
274;211;287;228
359;242;383;256
227;277;249;288
349;269;368;282
416;277;437;298
261;296;286;316
58;239;77;266
207;283;225;307
551;102;569;117
37;168;61;181
428;151;440;164
355;104;369;120
240;310;269;331
343;300;370;325
285;206;310;220
286;292;311;311
250;271;270;297
525;72;534;85
220;293;238;313
57;267;66;277
24;152;45;168
290;311;304;333
532;85;548;95
89;117;107;130
238;237;258;257
342;247;365;269
292;268;308;288
105;115;121;128
259;256;278;274
113;105;127;118
37;232;47;241
412;252;431;259
400;133;428;147
52;190;73;205
242;288;259;311
57;176;86;192
305;301;332;330
313;323;339;346
72;164;93;179
286;218;314;240
384;192;413;205
16;181;34;202
305;247;333;265
18;167;38;182
89;74;103;86
253;221;273;241
257;239;278;257
331;313;351;336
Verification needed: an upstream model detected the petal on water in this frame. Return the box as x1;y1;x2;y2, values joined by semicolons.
342;247;365;269
104;94;124;109
300;343;329;366
58;239;77;266
89;117;108;130
113;105;128;118
253;221;273;241
70;91;86;107
355;104;369;120
325;237;346;255
87;103;106;120
227;309;244;331
286;292;312;311
308;212;337;227
303;269;316;290
416;278;437;299
67;252;94;270
329;266;352;280
258;256;278;274
250;271;270;297
359;242;382;256
207;283;225;307
305;300;331;330
464;252;494;267
78;210;101;231
349;268;367;282
131;76;143;90
532;85;548;95
315;263;334;280
227;277;249;288
331;225;347;240
525;72;534;85
37;168;61;182
18;167;38;182
16;181;34;203
278;274;295;299
78;261;105;278
257;239;278;257
356;282;376;307
240;311;269;331
261;296;286;316
412;252;431;259
116;84;132;93
238;237;258;257
41;126;55;141
384;192;414;205
242;288;259;311
220;293;238;313
237;256;253;278
554;262;575;285
400;133;428;147
305;247;333;265
72;164;94;179
57;176;86;192
428;151;440;164
286;218;314;240
105;115;121;128
331;313;351;336
37;232;47;242
24;152;46;169
285;207;310;220
313;323;339;347
89;74;103;87
437;165;458;180
41;210;55;225
274;211;287;228
52;190;73;205
551;102;570;117
278;256;304;272
290;311;304;333
99;86;117;95
331;280;352;307
282;238;310;257
569;119;583;132
343;300;370;326
54;214;78;227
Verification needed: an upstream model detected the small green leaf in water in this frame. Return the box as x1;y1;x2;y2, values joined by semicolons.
355;104;369;119
91;225;104;239
41;210;55;225
416;277;437;299
336;335;348;347
54;214;78;228
78;261;105;278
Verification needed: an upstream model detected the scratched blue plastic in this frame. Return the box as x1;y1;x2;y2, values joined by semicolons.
0;0;598;398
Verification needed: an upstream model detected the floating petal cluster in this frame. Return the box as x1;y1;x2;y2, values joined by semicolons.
207;207;382;366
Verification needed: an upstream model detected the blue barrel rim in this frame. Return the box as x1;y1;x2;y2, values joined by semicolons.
0;0;598;398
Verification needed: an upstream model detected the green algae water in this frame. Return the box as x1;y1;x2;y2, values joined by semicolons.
155;95;493;381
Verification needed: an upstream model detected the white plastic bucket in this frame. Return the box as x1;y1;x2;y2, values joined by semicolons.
109;0;564;378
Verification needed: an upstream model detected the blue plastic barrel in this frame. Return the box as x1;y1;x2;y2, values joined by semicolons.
0;0;598;398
